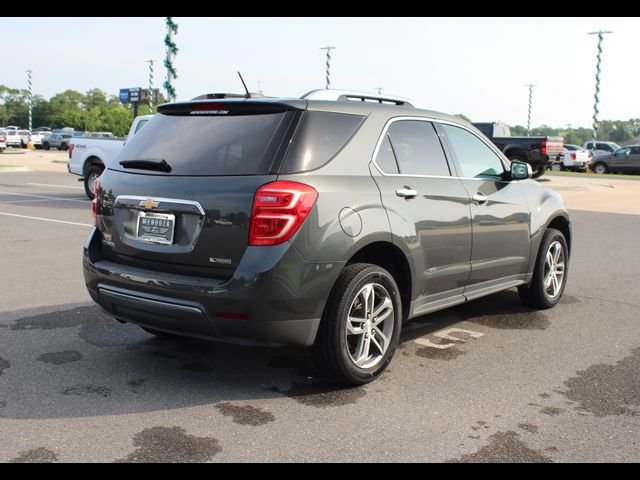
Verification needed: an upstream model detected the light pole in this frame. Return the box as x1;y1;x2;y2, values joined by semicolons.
25;70;34;149
588;30;613;156
319;46;336;89
525;84;536;136
375;87;384;95
145;59;155;111
164;17;178;102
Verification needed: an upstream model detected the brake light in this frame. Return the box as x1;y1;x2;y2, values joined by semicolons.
571;153;576;160
249;181;318;246
68;143;74;158
91;176;101;226
541;139;548;156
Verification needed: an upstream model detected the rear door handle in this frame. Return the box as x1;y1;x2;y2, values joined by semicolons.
472;193;489;205
396;187;419;199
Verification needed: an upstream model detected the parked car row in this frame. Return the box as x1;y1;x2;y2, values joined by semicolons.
0;126;116;152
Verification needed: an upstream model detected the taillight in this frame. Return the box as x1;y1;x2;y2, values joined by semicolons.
68;143;74;158
571;153;576;160
249;181;318;246
91;176;101;226
541;139;548;156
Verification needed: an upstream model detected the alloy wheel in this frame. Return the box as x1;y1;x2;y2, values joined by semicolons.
346;283;395;369
543;241;565;299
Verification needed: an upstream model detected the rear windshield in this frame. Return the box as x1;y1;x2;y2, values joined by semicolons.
112;112;286;176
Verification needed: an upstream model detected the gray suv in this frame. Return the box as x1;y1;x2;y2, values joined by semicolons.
83;90;571;385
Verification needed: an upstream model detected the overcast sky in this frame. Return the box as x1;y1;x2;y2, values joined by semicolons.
2;17;636;128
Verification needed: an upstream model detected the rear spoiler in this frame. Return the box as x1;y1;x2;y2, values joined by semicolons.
158;99;306;116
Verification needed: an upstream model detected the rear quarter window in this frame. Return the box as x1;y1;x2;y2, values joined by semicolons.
279;111;364;173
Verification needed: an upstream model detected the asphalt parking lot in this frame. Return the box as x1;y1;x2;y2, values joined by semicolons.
0;152;639;462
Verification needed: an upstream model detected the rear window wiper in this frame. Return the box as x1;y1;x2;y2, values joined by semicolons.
119;158;172;173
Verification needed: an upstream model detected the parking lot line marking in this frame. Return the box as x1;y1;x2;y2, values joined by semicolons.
27;182;84;190
0;212;92;227
414;338;456;349
0;191;88;203
0;199;60;204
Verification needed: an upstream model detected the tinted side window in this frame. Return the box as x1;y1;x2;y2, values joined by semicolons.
387;121;450;176
631;147;640;155
375;134;399;174
442;124;505;178
280;111;364;173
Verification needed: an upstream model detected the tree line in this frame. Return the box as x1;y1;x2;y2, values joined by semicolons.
0;85;163;137
2;86;638;145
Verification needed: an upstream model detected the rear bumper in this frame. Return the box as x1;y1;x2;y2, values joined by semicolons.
83;227;344;346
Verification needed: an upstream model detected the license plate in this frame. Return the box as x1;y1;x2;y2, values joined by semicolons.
136;212;175;245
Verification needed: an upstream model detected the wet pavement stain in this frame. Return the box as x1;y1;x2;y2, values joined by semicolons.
37;350;82;365
449;431;552;463
272;381;366;408
0;356;9;375
559;295;580;305
181;362;213;373
127;378;147;388
60;384;112;398
115;426;221;463
561;346;640;416
9;306;144;348
540;407;564;416
539;393;551;398
415;346;466;360
456;292;550;330
215;402;276;426
147;350;180;360
267;354;319;377
9;447;58;463
518;423;539;434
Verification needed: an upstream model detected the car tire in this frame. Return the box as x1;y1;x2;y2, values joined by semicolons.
549;163;563;172
518;228;569;309
84;164;104;200
312;263;403;385
592;162;608;174
43;142;50;150
61;143;68;151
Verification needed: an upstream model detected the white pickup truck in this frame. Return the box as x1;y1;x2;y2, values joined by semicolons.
69;115;153;199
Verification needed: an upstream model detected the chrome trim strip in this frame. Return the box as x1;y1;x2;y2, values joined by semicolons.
114;195;205;216
370;115;511;180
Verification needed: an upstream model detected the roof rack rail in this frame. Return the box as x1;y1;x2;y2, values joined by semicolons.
301;89;418;107
191;92;268;100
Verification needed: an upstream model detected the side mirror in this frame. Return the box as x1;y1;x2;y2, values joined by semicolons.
510;161;532;180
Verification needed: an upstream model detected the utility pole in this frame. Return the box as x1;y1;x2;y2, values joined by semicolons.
375;87;384;95
257;80;263;95
164;17;178;102
145;59;155;111
588;30;613;156
25;70;34;149
525;84;536;136
319;46;336;89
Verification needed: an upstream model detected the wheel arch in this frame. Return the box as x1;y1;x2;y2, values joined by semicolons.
82;155;104;176
345;240;412;322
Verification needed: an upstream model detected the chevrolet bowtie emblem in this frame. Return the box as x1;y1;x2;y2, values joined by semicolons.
139;199;159;209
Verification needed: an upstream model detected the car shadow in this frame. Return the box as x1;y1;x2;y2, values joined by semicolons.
0;290;548;420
